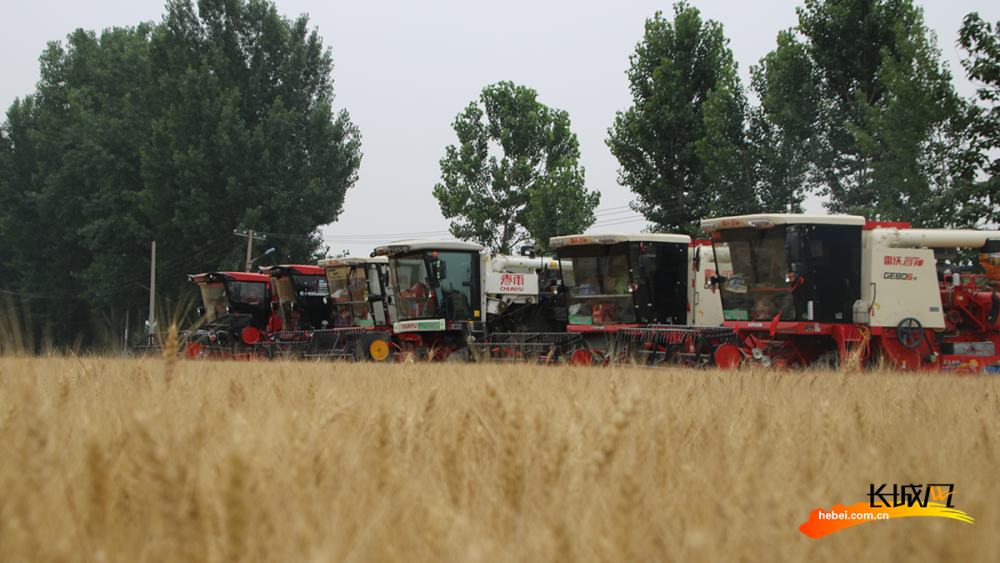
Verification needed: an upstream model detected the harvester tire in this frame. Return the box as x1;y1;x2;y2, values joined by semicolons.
355;334;393;362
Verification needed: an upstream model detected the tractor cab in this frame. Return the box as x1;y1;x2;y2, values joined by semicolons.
702;215;865;325
318;256;396;328
260;265;330;332
550;233;691;331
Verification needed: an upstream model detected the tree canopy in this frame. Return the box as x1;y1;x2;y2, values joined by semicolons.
957;12;1000;227
433;82;599;255
606;3;782;236
751;0;969;226
0;0;360;350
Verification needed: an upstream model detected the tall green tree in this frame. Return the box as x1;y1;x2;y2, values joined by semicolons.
433;82;599;255
752;0;970;225
607;3;771;236
957;13;1000;227
0;0;361;350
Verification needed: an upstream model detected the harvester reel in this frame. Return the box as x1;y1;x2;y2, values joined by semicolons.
897;317;924;349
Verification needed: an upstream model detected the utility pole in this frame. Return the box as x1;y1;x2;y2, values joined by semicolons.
148;240;156;335
245;229;254;272
234;230;268;272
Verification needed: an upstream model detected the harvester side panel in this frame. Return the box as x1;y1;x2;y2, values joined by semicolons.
862;247;944;329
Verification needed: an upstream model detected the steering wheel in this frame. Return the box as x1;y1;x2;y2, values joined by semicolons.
897;317;924;349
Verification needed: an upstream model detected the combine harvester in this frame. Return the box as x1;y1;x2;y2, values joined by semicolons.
653;213;1000;372
253;258;396;360
372;240;566;360
184;271;273;359
314;255;395;360
254;264;329;358
484;233;728;365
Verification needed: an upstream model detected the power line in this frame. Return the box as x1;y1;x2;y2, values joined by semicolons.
0;235;241;301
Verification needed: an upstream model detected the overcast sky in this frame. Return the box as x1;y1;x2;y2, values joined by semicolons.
2;0;997;258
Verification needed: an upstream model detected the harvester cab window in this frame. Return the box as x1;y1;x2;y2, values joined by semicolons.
792;225;861;323
293;275;327;297
228;281;266;306
393;255;437;320
560;245;636;325
716;224;861;323
275;277;297;303
717;228;793;322
225;281;270;326
200;282;228;322
632;242;687;325
430;251;477;321
366;264;385;295
272;276;300;330
327;266;374;327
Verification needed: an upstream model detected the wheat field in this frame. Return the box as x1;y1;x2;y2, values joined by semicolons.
0;353;998;562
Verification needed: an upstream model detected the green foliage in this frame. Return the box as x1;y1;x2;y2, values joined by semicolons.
433;82;599;255
752;0;970;226
957;13;1000;227
0;0;361;350
607;3;779;236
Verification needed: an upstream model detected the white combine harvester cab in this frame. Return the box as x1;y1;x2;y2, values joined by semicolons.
700;213;1000;372
479;233;730;366
372;240;564;360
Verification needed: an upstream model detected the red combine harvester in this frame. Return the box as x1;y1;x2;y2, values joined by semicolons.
186;271;273;359
691;214;1000;373
262;264;331;332
252;259;396;360
553;233;728;366
252;264;330;358
309;256;395;361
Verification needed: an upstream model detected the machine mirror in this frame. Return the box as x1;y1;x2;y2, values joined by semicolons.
427;254;447;287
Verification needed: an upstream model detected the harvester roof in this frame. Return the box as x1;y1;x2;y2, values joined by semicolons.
187;271;270;284
318;255;388;267
701;214;866;232
549;233;690;247
373;239;484;256
260;264;325;277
